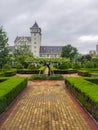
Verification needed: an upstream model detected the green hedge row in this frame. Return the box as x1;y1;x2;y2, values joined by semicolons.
30;74;64;80
65;77;98;122
53;69;77;74
78;70;91;76
0;77;27;113
17;69;39;74
0;70;17;77
0;77;8;83
0;72;4;77
4;70;17;76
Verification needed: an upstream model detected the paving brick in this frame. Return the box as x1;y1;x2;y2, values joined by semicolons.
0;80;94;130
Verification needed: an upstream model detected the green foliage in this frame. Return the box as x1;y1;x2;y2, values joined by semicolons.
17;69;39;74
81;54;92;62
65;77;98;121
61;44;78;60
3;64;11;71
0;77;8;82
57;61;71;69
27;63;40;70
27;64;36;70
30;74;64;80
0;26;9;67
83;61;94;68
16;63;24;69
4;69;17;76
0;77;27;113
14;45;33;65
72;62;81;69
0;72;5;77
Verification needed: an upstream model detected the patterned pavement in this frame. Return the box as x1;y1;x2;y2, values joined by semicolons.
0;80;97;130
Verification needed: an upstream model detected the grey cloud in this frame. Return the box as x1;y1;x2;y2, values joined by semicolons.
0;0;98;54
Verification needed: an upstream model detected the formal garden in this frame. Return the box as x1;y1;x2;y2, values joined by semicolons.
0;26;98;128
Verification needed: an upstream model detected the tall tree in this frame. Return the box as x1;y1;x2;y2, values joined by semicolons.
0;26;9;68
61;44;78;60
14;45;33;65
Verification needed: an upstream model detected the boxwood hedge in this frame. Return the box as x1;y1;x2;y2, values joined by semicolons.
17;69;39;74
0;77;27;114
65;77;98;122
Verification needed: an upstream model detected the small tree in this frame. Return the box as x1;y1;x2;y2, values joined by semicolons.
0;26;9;68
61;44;78;60
14;45;33;67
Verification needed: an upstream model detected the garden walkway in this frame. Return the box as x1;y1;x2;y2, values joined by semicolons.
0;80;98;130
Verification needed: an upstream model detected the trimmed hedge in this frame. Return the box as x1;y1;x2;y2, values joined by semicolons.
0;77;27;113
0;70;17;77
78;70;91;77
17;69;39;74
0;77;8;83
53;69;77;74
4;69;17;76
0;72;5;77
65;77;98;122
30;74;64;80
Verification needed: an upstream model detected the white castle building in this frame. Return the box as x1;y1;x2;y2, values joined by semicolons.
13;22;63;57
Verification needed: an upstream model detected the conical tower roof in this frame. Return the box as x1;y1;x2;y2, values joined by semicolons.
32;22;39;28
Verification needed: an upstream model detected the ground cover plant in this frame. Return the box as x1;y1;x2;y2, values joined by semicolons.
0;77;27;113
65;77;98;122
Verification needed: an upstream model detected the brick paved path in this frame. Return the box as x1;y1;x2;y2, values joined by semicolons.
0;80;93;130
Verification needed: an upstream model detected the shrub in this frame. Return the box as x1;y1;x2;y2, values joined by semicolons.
57;62;71;69
72;62;81;69
3;64;11;71
83;61;94;68
0;77;27;113
65;77;98;122
27;64;36;70
16;63;24;69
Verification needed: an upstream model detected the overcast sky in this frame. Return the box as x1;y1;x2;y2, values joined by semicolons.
0;0;98;54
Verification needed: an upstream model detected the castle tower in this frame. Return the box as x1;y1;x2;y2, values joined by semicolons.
96;45;98;55
30;22;41;57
